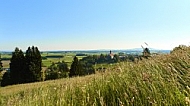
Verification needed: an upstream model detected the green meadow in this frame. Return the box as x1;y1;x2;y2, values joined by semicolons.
1;52;87;68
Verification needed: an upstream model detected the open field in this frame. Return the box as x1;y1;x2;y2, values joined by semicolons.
1;50;169;68
42;55;86;67
0;54;12;59
1;52;87;68
1;60;10;68
0;46;189;105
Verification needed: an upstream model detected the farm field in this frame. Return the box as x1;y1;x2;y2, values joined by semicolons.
1;50;120;70
1;52;90;69
1;60;10;68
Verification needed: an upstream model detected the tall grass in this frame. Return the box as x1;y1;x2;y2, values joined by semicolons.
0;46;190;106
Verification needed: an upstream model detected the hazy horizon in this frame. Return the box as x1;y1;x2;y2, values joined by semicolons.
0;47;172;52
1;0;190;51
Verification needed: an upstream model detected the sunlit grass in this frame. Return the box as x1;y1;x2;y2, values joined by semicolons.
1;60;10;68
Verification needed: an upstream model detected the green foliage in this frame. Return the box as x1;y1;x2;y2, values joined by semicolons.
9;47;26;84
113;54;120;62
45;63;58;80
94;53;121;64
45;55;64;58
46;72;59;80
25;46;42;82
69;56;95;77
80;55;96;64
1;46;42;86
57;61;69;77
127;54;135;62
98;54;107;63
69;56;84;77
45;62;69;80
0;54;3;72
1;72;11;87
80;56;95;75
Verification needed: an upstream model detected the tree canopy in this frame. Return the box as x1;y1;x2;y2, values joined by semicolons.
0;54;3;72
10;47;25;84
25;46;42;82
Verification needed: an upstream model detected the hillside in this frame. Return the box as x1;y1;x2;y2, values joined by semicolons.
0;45;190;106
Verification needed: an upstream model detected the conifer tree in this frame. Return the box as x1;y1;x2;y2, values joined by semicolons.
1;72;11;87
10;47;25;84
76;61;84;76
33;47;42;81
0;53;3;72
25;46;42;82
69;56;78;77
25;47;34;82
69;56;83;77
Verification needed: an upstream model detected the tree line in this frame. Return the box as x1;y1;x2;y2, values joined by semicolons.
1;46;42;86
0;46;95;87
0;46;151;87
45;56;95;80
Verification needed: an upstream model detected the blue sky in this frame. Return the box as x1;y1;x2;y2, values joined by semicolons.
0;0;190;51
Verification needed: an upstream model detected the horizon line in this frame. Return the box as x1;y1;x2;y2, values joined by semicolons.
0;48;172;52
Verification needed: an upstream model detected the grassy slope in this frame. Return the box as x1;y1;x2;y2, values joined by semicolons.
0;46;190;106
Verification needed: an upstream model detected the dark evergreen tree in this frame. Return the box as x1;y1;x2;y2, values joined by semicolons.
76;61;84;76
1;72;11;87
18;49;26;83
25;46;42;82
10;47;25;84
25;47;34;82
33;47;42;81
0;53;3;72
69;56;83;77
69;56;78;77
